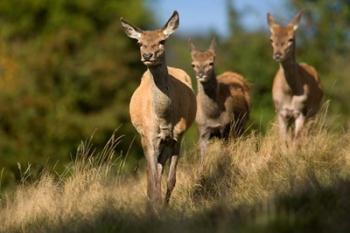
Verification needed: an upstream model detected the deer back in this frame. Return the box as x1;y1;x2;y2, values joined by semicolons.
217;72;251;120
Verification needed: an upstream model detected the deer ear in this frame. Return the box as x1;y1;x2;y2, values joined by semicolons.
162;11;179;38
267;13;277;33
209;37;216;53
188;38;196;52
120;18;142;40
289;10;304;31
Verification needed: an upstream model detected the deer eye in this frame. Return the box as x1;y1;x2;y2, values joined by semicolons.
209;62;214;66
288;38;294;43
159;40;166;45
191;64;196;68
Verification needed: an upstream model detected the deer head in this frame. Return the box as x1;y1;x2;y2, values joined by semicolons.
120;11;179;66
190;38;216;83
267;11;303;62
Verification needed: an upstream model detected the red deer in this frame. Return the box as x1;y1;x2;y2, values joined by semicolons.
190;39;250;158
267;11;323;141
120;11;196;208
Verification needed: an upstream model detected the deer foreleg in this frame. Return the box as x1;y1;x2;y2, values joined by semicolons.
198;129;210;160
278;113;289;143
294;113;305;139
165;142;180;206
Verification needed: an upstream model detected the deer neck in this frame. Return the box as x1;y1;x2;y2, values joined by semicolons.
280;44;301;94
148;62;172;120
197;71;220;117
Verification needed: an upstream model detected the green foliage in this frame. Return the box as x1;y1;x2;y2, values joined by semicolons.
1;0;350;188
0;0;152;185
168;0;350;132
288;0;350;128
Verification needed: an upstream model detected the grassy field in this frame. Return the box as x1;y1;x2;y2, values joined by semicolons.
1;113;350;233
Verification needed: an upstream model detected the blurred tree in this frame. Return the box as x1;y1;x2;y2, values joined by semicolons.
222;0;350;131
0;0;152;185
2;0;350;187
289;0;350;127
218;0;276;130
226;0;242;35
168;0;350;134
167;1;278;134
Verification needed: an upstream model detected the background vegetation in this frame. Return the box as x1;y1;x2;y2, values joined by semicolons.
170;0;350;131
0;0;349;189
0;0;152;185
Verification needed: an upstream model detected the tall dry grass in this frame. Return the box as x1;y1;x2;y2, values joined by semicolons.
1;114;350;233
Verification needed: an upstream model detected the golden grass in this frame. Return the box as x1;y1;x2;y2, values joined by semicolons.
1;117;350;233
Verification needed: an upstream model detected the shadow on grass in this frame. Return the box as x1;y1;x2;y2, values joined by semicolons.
6;179;349;233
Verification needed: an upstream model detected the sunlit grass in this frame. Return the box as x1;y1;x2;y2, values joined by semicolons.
1;113;350;233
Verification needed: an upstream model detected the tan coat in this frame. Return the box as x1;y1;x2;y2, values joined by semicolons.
190;39;250;157
130;66;196;143
196;71;250;134
267;11;323;140
121;11;196;207
272;63;323;119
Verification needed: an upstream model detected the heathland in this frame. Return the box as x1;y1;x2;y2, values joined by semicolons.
1;113;350;232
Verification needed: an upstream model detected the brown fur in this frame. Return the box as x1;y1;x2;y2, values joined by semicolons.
121;11;196;208
190;39;250;157
267;11;323;141
130;67;195;139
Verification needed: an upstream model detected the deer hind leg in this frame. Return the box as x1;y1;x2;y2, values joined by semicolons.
198;130;210;160
165;142;180;206
278;113;289;144
294;113;305;140
221;124;231;141
155;138;173;204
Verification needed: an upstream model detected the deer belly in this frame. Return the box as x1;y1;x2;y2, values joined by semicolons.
279;107;302;121
206;125;230;139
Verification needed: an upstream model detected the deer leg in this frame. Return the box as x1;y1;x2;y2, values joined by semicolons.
294;114;305;139
278;113;289;143
221;124;231;141
199;136;209;161
156;140;173;206
147;159;159;205
198;132;210;160
142;137;159;206
141;137;151;197
165;142;180;206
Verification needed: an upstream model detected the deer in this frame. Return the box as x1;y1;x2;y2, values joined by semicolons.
120;11;196;208
267;11;323;142
190;39;250;158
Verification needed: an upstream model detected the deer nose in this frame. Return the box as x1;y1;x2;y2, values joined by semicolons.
273;52;282;61
143;53;153;60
